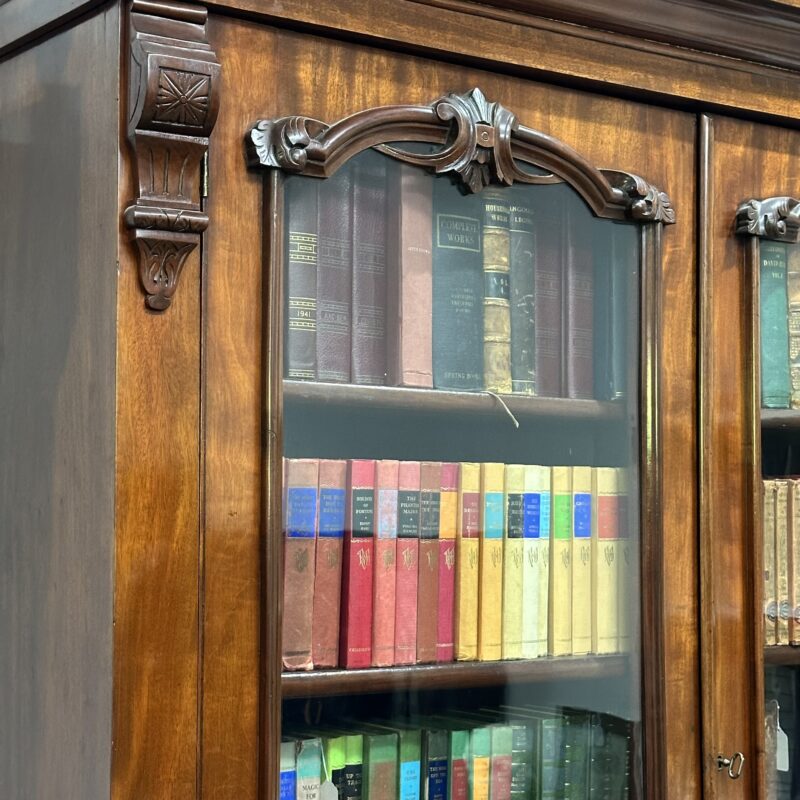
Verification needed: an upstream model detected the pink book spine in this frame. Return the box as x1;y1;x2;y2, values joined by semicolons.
372;460;399;666
394;460;421;664
437;462;458;662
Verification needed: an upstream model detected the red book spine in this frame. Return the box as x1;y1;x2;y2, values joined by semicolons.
311;459;347;668
395;461;421;664
340;459;376;668
417;461;441;663
450;757;469;800
437;463;458;662
373;460;399;666
282;458;318;671
490;754;512;800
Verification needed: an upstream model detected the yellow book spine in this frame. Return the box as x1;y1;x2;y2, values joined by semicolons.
549;466;572;656
502;465;525;659
472;755;490;800
617;468;633;653
777;480;790;645
792;480;800;645
521;465;550;659
763;480;777;647
535;467;551;658
571;466;593;655
592;467;619;654
788;247;800;408
455;462;480;660
478;462;505;661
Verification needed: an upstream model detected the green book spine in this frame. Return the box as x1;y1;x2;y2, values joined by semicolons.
509;193;536;394
541;718;566;800
297;738;323;800
760;240;791;408
344;735;364;800
365;732;399;800
563;713;590;800
489;726;513;800
449;728;471;800
324;736;347;798
470;727;492;800
399;729;423;800
509;724;533;800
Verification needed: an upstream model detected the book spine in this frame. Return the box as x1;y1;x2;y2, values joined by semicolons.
340;460;376;668
455;463;481;660
389;165;434;387
521;465;551;659
760;241;791;408
617;469;633;654
297;738;323;800
365;733;399;800
572;466;593;655
285;178;319;380
432;181;483;390
509;195;536;394
509;724;533;800
437;463;459;662
789;247;800;407
281;741;298;800
482;190;512;393
478;463;505;661
550;466;573;656
777;480;790;645
312;459;347;668
502;465;525;660
282;458;318;671
395;461;421;664
344;735;364;800
325;736;347;798
449;730;470;800
470;728;491;800
399;730;422;800
373;460;399;667
316;164;353;382
352;151;388;385
592;467;619;655
792;480;800;644
418;462;442;664
490;727;513;800
424;731;449;800
764;480;777;646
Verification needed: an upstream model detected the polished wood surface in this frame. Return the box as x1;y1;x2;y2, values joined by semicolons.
0;7;119;798
764;645;800;666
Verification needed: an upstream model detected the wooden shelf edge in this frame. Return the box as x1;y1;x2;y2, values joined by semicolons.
764;645;800;666
281;654;629;698
284;380;625;423
761;409;800;429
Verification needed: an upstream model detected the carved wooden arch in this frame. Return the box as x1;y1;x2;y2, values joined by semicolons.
736;197;800;242
246;87;675;225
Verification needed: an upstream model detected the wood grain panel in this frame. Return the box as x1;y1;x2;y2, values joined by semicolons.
0;7;119;798
702;116;800;799
203;16;699;798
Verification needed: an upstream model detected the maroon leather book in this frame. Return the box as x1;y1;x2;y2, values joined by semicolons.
311;459;347;668
340;460;376;669
417;461;441;664
351;150;388;385
564;195;594;399
282;458;318;671
387;164;433;387
284;178;319;380
317;166;353;382
437;462;458;662
372;460;399;666
394;460;420;665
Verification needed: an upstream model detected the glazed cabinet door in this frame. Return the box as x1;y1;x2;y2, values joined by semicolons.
199;15;700;800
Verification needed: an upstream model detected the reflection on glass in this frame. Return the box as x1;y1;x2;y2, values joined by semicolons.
280;148;642;798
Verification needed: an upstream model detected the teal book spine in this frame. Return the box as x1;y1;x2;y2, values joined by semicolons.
540;718;566;800
509;724;533;800
563;713;590;800
761;241;791;408
509;192;536;394
364;732;399;800
297;738;323;800
399;729;422;800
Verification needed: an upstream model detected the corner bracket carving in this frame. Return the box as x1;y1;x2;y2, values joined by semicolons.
125;0;220;311
735;197;800;242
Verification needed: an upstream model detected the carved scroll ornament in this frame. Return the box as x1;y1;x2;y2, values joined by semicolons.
247;87;674;225
125;0;220;311
736;197;800;242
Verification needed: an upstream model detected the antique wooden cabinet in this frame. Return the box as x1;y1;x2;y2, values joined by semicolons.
5;1;800;799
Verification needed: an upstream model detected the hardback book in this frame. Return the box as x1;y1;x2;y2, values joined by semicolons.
373;460;399;667
776;479;791;645
791;479;800;645
788;246;800;407
489;726;513;800
509;723;533;800
363;731;399;800
509;193;536;394
418;461;442;664
283;458;318;671
563;712;591;799
617;468;633;654
432;179;483;390
317;164;353;382
437;463;459;662
550;466;572;656
388;165;434;387
323;735;347;799
284;178;319;380
340;459;376;669
470;727;492;800
422;729;449;800
502;464;526;660
312;459;347;668
296;737;323;800
478;463;505;661
760;241;791;408
564;196;595;400
571;466;593;655
352;150;389;386
592;467;619;655
521;465;551;659
455;462;481;660
343;734;365;800
281;740;298;800
764;479;777;647
395;461;421;665
397;728;422;800
482;190;513;393
448;727;470;800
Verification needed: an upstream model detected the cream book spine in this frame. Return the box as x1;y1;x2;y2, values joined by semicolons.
549;466;572;656
571;466;593;655
521;465;551;659
478;462;505;661
792;480;800;645
502;464;525;659
455;462;480;660
776;480;790;645
592;467;619;654
764;480;777;647
617;468;634;653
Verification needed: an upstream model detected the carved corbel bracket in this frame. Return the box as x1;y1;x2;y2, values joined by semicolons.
735;197;800;242
125;0;220;311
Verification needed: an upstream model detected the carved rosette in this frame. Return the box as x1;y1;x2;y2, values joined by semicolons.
736;197;800;242
247;87;674;225
125;0;220;311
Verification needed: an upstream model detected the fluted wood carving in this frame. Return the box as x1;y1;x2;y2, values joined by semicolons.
736;197;800;242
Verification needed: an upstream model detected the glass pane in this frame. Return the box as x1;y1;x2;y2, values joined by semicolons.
280;147;643;800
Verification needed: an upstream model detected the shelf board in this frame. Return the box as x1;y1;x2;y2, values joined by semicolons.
764;645;800;666
281;654;629;699
761;409;800;430
284;381;624;423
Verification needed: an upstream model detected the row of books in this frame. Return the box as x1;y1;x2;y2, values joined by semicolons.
284;151;634;399
763;478;800;645
759;241;800;409
283;459;634;671
280;707;632;800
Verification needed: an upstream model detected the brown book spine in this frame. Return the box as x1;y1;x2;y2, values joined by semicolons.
395;461;421;664
388;165;433;387
352;151;388;385
282;458;318;671
284;178;319;380
317;166;353;382
373;460;399;666
417;461;442;663
311;459;347;667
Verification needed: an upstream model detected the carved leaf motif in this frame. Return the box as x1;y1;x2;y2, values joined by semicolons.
134;236;196;311
735;197;800;242
154;69;210;126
